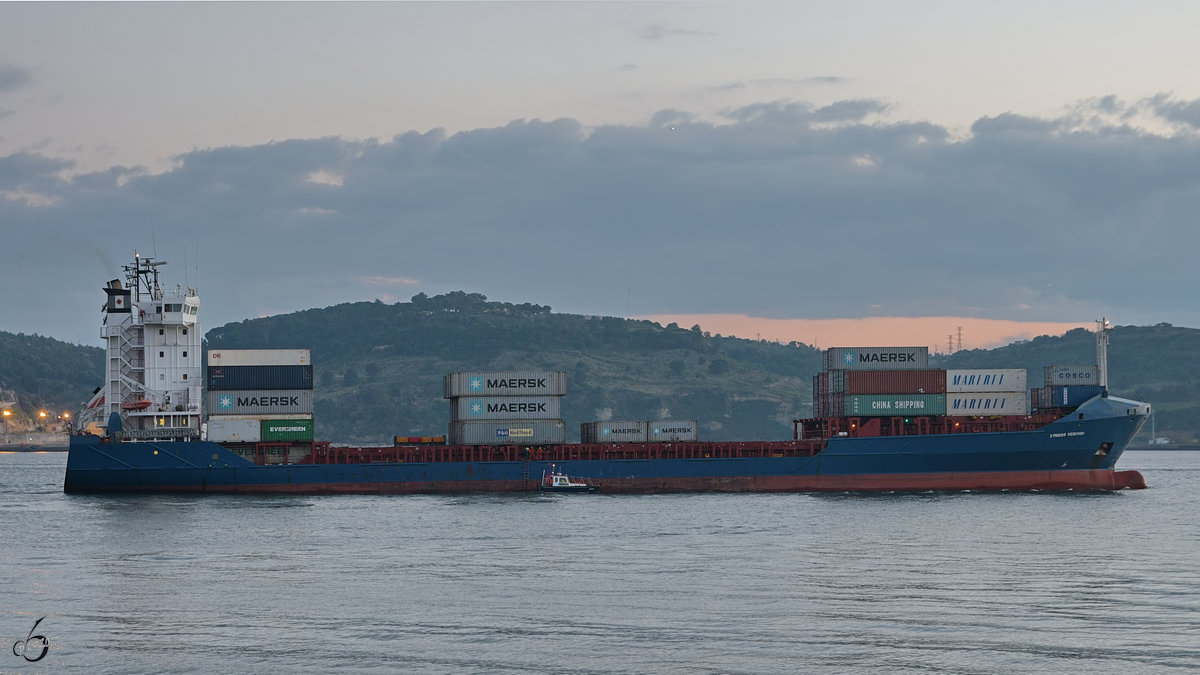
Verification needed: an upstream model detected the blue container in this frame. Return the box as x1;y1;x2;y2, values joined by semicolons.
206;365;314;391
1048;385;1103;408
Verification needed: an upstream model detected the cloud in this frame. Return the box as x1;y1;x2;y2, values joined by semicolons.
4;95;1200;344
0;65;33;93
639;23;713;41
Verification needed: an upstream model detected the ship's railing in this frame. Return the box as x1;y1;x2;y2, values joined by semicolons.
794;413;1061;440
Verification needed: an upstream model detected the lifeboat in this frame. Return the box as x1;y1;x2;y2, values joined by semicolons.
121;399;153;411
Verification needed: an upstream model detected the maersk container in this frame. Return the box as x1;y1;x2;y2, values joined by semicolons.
1049;384;1104;407
1044;365;1099;386
450;396;563;421
822;347;930;371
581;421;647;444
947;369;1027;393
206;418;261;443
207;349;310;367
448;420;566;445
207;365;314;391
946;392;1028;416
831;369;947;394
260;418;315;442
207;390;315;416
841;393;946;416
647;420;699;442
444;371;567;398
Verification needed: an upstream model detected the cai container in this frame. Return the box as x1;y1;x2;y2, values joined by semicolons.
207;349;310;367
444;371;567;398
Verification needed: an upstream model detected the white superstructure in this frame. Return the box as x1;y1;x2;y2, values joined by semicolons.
77;252;202;440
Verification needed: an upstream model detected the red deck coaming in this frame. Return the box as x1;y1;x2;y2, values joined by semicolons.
95;469;1146;494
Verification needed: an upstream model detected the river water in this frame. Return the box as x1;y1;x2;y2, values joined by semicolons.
1;451;1197;673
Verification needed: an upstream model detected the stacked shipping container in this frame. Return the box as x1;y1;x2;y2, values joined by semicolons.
205;349;315;443
1031;365;1103;410
444;371;567;445
945;368;1028;417
580;420;699;443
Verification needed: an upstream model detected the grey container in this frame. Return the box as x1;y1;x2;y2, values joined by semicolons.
450;396;562;421
444;371;567;398
822;347;930;371
1044;365;1100;386
205;417;261;443
647;420;698;442
448;420;567;445
581;421;647;444
947;369;1027;393
208;390;314;416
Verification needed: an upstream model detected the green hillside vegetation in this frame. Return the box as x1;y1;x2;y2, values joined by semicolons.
205;292;822;443
0;331;103;427
4;293;1198;444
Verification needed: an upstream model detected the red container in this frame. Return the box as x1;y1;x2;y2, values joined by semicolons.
842;369;947;395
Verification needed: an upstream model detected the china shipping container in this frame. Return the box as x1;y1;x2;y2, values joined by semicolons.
946;369;1027;393
205;417;261;443
839;393;947;416
444;371;567;398
825;369;947;394
207;349;311;367
946;392;1028;416
448;420;567;445
1044;365;1100;386
207;365;314;391
581;421;648;443
260;418;315;442
449;396;563;421
647;420;699;442
822;347;930;371
207;390;315;416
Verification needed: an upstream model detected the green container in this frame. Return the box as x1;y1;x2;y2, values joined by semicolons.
260;418;314;442
844;394;946;417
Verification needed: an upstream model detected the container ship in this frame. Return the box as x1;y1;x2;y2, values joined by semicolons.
64;253;1150;494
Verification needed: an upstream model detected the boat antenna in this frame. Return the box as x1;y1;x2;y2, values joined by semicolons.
1095;318;1111;391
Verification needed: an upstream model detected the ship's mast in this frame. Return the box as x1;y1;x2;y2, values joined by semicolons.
1096;317;1111;391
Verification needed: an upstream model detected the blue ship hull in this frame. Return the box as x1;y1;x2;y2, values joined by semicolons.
64;396;1150;494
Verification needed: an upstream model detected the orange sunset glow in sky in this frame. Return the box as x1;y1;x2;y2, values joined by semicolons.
643;315;1091;353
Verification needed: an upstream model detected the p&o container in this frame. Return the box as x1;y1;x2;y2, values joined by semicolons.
448;420;566;445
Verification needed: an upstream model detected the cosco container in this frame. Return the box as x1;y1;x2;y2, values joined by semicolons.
448;420;566;445
207;390;314;416
449;396;562;421
947;369;1027;393
827;369;947;394
205;418;261;443
822;347;930;371
946;392;1028;416
260;418;315;442
840;393;946;416
647;420;699;442
444;371;567;398
207;365;314;391
1044;365;1100;386
581;421;648;443
207;349;310;367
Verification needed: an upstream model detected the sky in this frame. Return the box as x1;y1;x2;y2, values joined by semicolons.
2;2;1199;351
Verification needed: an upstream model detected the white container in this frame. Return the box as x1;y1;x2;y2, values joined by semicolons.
581;421;647;443
205;417;262;443
946;369;1027;393
450;396;562;421
444;371;566;398
946;392;1028;416
1044;365;1100;385
647;420;698;442
208;349;311;367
